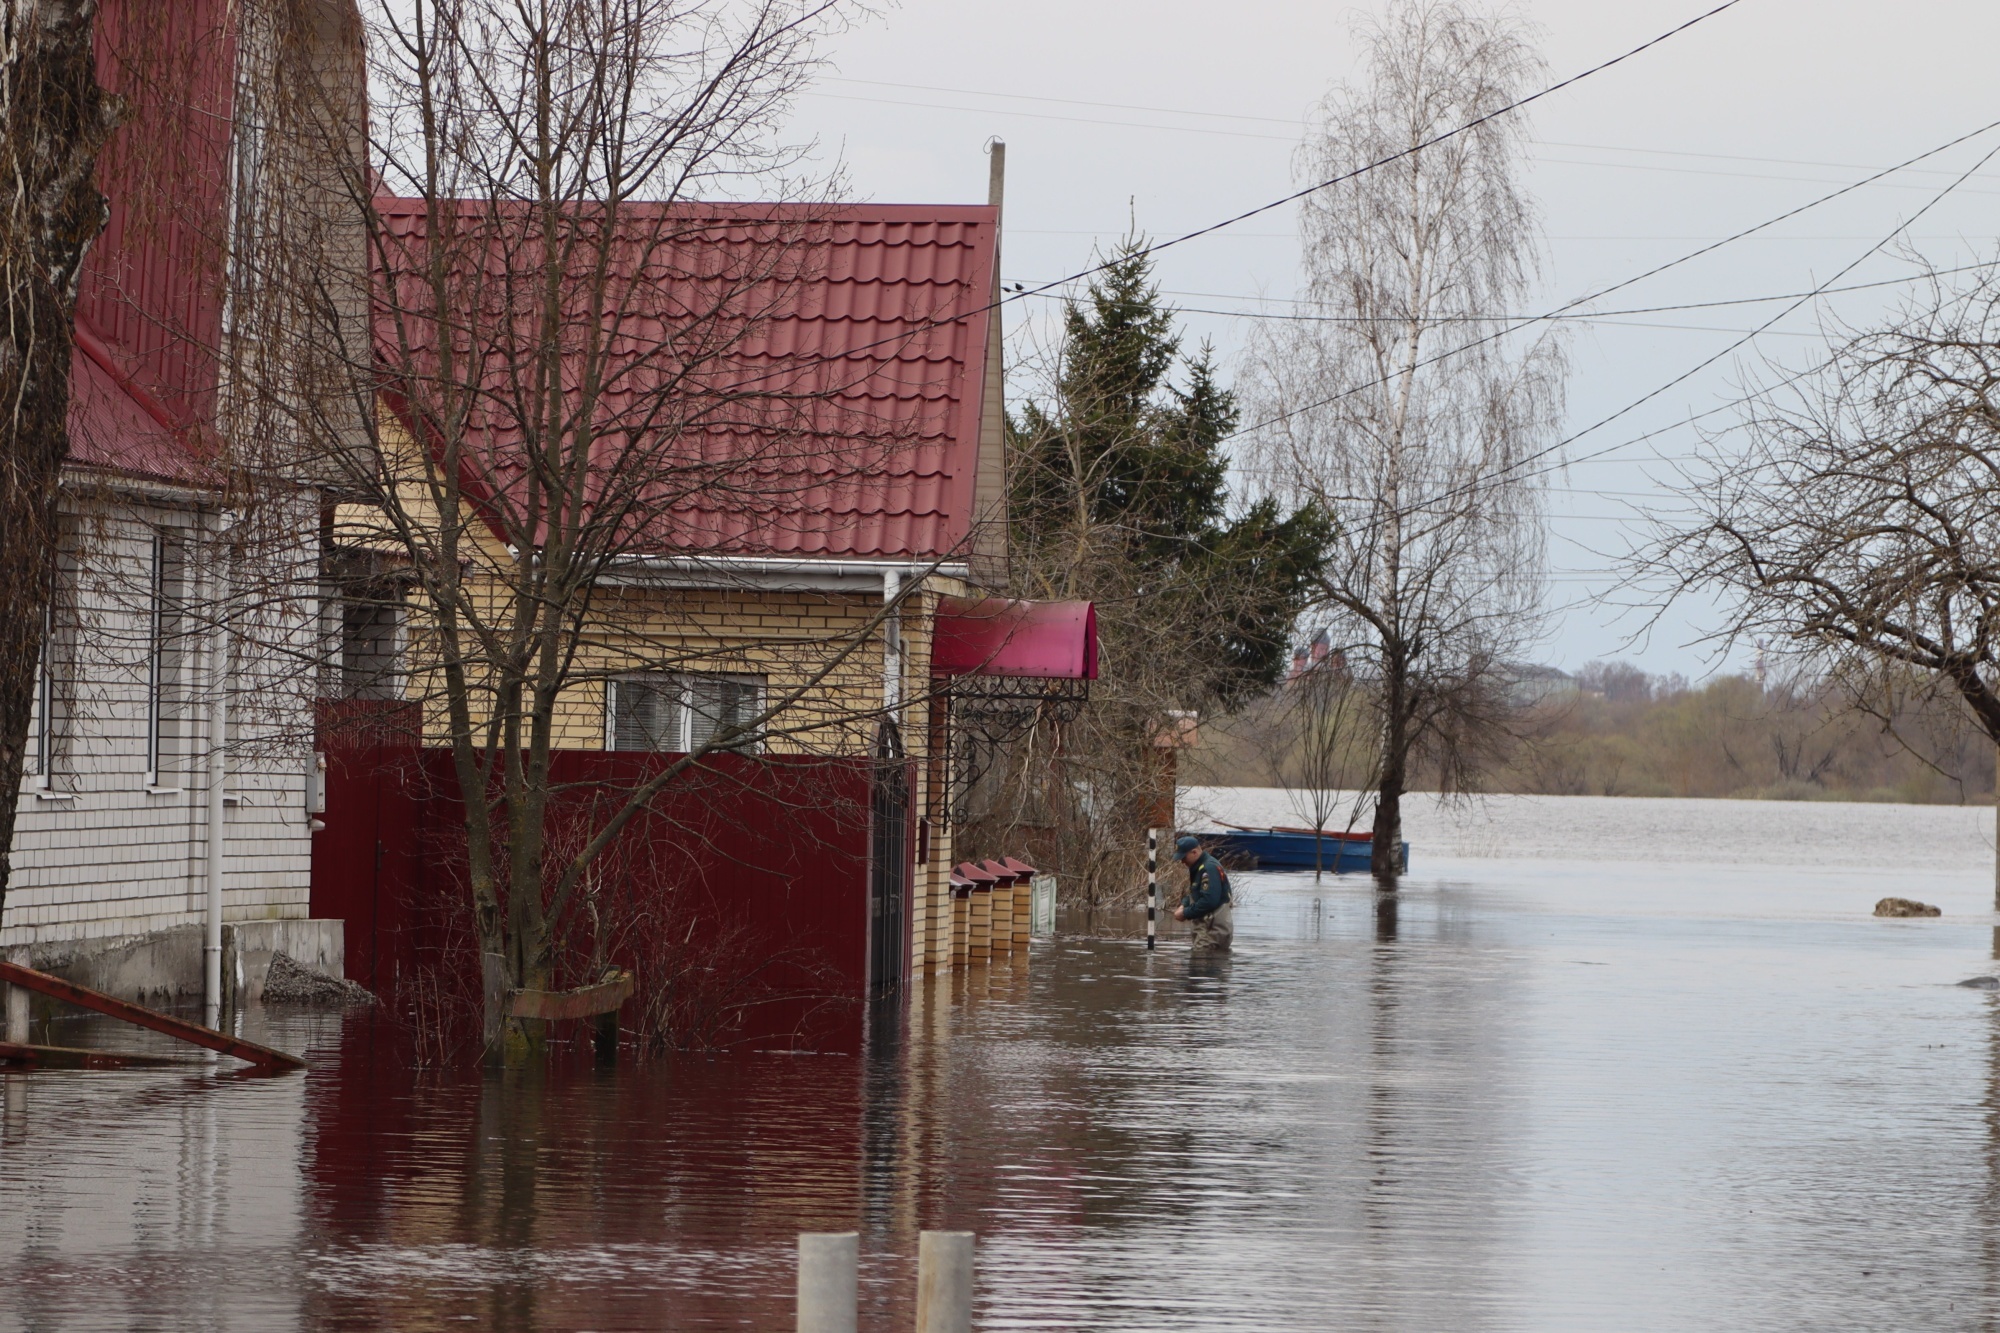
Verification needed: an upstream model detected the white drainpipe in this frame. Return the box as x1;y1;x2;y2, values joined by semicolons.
882;569;903;715
203;515;234;1027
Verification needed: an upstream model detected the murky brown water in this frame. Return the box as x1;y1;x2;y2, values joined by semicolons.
7;822;2000;1330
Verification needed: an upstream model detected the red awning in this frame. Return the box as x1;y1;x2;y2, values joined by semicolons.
930;597;1098;680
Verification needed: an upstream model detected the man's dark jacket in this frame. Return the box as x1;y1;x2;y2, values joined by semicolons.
1180;851;1231;921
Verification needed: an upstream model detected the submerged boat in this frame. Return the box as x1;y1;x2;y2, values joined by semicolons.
1203;825;1409;874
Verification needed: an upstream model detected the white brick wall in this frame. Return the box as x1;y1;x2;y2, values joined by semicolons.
0;486;318;950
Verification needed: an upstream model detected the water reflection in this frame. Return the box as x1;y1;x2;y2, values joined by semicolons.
4;859;2000;1330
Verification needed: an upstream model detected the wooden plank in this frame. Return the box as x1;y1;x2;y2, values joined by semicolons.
507;968;634;1022
0;1041;193;1071
0;960;306;1071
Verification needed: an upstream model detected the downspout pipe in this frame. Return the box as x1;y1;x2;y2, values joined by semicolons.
882;569;903;715
203;512;236;1028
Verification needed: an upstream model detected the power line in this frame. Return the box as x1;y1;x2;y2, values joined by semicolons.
996;0;1751;305
729;0;1752;392
1222;116;2000;445
1009;261;1991;324
1011;230;1985;241
1245;131;2000;557
808;85;2000;191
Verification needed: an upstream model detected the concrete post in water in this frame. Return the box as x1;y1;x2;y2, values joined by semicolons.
797;1232;858;1333
1146;828;1158;951
4;951;28;1043
915;1230;973;1333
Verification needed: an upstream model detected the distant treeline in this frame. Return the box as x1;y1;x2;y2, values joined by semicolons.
1201;661;1998;805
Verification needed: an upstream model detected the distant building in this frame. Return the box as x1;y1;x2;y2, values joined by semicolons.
1504;663;1581;707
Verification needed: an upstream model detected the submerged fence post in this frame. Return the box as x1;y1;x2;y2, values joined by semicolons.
915;1230;973;1333
797;1232;858;1333
1145;828;1158;951
4;951;27;1043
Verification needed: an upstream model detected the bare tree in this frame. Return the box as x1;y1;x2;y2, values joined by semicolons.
1246;0;1564;883
1649;265;2000;895
241;0;974;1060
1273;645;1371;879
0;0;124;918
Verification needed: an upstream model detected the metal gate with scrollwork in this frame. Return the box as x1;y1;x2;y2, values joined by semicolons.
868;721;909;997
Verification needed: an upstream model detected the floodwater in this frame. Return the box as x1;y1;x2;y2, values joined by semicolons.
7;791;2000;1331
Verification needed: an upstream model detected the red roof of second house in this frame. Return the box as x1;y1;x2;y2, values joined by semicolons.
372;199;999;561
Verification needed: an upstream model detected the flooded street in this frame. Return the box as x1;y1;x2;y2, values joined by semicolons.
7;794;2000;1330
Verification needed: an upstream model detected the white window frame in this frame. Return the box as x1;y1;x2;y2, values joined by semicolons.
29;526;75;799
605;672;765;754
28;597;52;792
144;531;172;788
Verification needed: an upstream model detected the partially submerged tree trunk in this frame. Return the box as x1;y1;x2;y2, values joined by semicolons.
0;0;122;921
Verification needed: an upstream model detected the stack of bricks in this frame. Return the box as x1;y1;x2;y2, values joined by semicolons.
986;862;1015;954
928;856;1043;975
1002;857;1035;951
949;868;971;967
969;880;992;961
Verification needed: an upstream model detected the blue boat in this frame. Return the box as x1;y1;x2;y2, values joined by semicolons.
1203;825;1409;874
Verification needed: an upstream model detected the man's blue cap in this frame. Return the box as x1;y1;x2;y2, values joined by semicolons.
1175;835;1201;855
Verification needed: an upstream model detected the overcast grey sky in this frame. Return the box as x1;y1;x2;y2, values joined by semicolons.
780;0;2000;678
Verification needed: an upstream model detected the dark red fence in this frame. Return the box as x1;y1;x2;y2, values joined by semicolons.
311;715;879;1053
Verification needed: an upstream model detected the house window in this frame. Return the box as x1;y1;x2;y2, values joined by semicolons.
340;593;403;700
607;673;764;753
29;597;54;789
145;530;189;786
29;523;77;792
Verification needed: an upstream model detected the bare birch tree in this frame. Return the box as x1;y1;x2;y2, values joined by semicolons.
1648;265;2000;895
0;0;124;918
1246;0;1564;883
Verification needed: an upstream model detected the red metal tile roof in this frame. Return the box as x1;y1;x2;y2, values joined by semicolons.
67;325;213;487
373;199;999;561
63;0;234;489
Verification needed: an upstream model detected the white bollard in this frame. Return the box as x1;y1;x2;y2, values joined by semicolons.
797;1232;858;1333
915;1230;973;1333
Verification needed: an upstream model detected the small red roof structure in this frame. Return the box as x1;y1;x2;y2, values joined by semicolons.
372;199;1001;561
953;861;999;889
931;596;1099;680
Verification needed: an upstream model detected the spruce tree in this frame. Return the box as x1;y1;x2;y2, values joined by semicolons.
1009;239;1328;704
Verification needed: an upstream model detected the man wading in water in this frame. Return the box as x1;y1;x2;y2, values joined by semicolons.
1171;835;1233;951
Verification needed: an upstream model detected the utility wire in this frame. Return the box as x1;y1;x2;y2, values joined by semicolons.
813;88;2000;196
723;0;1751;393
1000;0;1749;302
1010;262;1993;317
1223;116;2000;445
1372;134;2000;536
1011;260;1991;324
819;74;2000;184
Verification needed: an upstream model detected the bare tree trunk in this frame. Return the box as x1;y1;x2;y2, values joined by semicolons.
0;0;122;923
1373;663;1408;885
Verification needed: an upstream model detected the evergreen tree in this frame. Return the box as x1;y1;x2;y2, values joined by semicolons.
1009;239;1328;704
